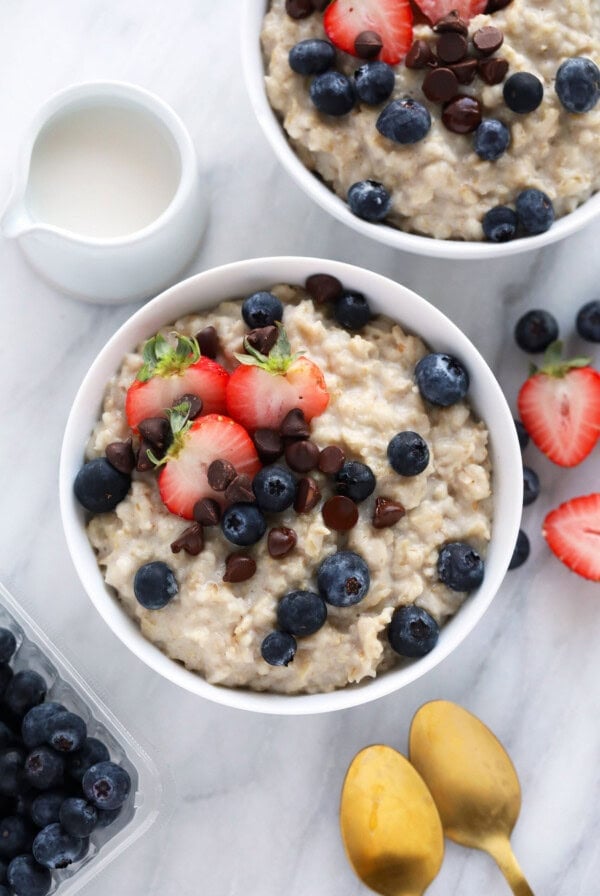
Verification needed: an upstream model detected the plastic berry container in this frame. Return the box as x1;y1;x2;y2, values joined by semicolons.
0;580;171;895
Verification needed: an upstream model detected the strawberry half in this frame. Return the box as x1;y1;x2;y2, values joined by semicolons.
226;325;329;432
410;0;487;25
517;342;600;468
154;407;261;519
324;0;413;65
543;494;600;581
125;332;229;431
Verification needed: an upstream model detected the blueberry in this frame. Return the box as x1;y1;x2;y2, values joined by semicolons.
514;309;559;353
0;748;25;797
503;72;544;113
5;673;46;720
289;39;335;75
241;291;283;329
133;561;178;610
376;97;431;144
95;806;122;829
347;180;391;223
509;529;530;570
67;737;110;784
0;816;32;859
59;797;98;838
0;863;6;885
0;630;16;666
415;353;469;407
260;631;297;667
310;71;357;116
31;791;66;828
82;761;131;811
277;591;327;637
22;703;65;750
317;551;370;607
7;856;51;896
555;57;600;113
334;291;372;330
482;206;518;242
32;823;88;870
473;119;510;161
0;723;14;751
73;457;131;514
24;747;65;791
0;667;13;702
438;542;485;592
45;711;87;754
514;418;529;451
335;461;376;502
354;61;395;105
516;189;555;235
252;465;296;513
523;466;540;506
0;884;8;896
388;605;440;658
576;300;600;342
387;432;429;476
221;503;267;546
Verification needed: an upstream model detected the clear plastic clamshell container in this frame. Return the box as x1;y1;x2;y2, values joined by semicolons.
0;581;171;894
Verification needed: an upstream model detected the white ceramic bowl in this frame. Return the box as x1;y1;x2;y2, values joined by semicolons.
242;0;600;260
60;257;522;714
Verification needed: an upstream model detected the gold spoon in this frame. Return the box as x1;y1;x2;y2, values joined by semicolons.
340;745;444;896
409;701;534;896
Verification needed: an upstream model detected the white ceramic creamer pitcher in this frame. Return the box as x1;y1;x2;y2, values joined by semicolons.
1;82;206;304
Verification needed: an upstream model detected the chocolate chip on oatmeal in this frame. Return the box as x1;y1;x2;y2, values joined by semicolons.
442;95;482;133
472;26;504;56
312;0;330;8
305;273;343;305
207;459;236;492
195;325;219;359
422;67;460;103
253;428;284;464
478;56;509;85
268;527;298;558
223;553;256;583
224;474;255;504
322;495;359;531
433;11;468;35
193;497;221;527
106;438;135;474
246;325;278;356
294;476;321;513
138;417;172;452
405;40;437;70
280;408;310;440
171;523;204;556
285;0;314;18
372;497;406;529
450;58;479;85
354;30;383;60
285;439;320;473
318;445;345;475
172;393;203;420
136;438;156;472
485;0;513;12
436;32;468;65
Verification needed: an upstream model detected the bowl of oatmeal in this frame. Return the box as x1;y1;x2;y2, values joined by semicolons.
60;257;522;714
243;0;600;258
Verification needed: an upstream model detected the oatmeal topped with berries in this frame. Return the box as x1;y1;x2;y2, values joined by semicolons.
261;0;600;242
75;277;492;695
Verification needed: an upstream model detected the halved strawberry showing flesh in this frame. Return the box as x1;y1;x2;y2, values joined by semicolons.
543;494;600;581
324;0;413;65
410;0;487;25
125;332;229;431
517;342;600;468
226;324;329;432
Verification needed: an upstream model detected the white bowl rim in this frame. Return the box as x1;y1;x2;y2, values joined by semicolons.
241;0;600;261
60;256;523;715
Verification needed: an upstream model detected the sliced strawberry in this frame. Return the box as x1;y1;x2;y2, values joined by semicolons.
225;325;329;432
157;413;261;520
517;342;600;467
324;0;413;65
543;494;600;581
411;0;486;25
125;332;229;431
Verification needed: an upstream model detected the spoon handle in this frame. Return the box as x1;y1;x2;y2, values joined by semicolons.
485;837;534;896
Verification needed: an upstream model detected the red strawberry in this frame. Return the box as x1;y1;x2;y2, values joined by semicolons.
324;0;413;65
543;494;600;581
226;325;329;432
517;342;600;467
156;411;261;520
125;332;229;431
410;0;487;24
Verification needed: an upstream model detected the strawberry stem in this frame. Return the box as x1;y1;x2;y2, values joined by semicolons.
529;340;591;379
234;323;303;375
147;400;192;466
137;332;200;383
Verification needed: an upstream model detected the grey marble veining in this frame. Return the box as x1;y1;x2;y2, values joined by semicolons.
1;2;599;895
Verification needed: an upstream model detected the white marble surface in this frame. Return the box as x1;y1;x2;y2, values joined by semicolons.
1;2;599;894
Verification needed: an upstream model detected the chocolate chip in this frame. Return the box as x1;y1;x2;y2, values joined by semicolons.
436;32;468;64
485;0;513;12
294;477;321;513
224;474;255;504
136;438;156;472
473;26;504;56
354;30;383;60
442;95;482;133
280;408;310;440
318;445;345;475
305;273;343;305
322;495;359;531
193;497;221;526
405;40;437;70
138;417;172;452
422;67;459;102
285;439;319;473
172;393;203;420
207;459;236;492
253;428;284;464
372;497;405;529
312;0;330;8
106;438;135;474
171;523;204;556
246;325;278;356
478;56;509;85
433;11;468;35
223;553;256;583
268;527;298;558
195;326;219;359
285;0;313;18
450;58;478;85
